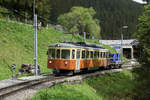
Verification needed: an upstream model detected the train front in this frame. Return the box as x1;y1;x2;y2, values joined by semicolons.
47;43;76;74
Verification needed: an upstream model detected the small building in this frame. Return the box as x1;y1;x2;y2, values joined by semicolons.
99;39;139;59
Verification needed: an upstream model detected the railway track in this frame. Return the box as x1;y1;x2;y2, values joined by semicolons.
0;75;67;100
0;65;135;100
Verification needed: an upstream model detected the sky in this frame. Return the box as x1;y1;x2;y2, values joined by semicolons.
132;0;147;4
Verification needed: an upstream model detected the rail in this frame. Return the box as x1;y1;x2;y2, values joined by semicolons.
0;65;135;100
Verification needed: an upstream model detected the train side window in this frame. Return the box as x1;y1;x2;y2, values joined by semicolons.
97;51;99;58
90;51;93;58
107;53;109;58
61;49;70;59
106;52;108;58
104;52;106;58
94;51;97;58
101;52;103;58
99;52;101;58
48;49;55;59
56;49;60;59
86;51;89;58
72;50;75;59
82;50;86;59
94;51;98;59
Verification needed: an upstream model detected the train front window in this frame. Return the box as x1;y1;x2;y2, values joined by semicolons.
56;49;60;59
48;49;55;59
61;49;70;59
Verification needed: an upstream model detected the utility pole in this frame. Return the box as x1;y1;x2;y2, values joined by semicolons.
33;0;38;76
121;25;128;63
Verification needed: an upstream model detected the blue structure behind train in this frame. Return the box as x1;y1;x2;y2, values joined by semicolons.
110;46;122;67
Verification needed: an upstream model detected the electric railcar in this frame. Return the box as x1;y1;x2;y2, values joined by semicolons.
47;42;111;75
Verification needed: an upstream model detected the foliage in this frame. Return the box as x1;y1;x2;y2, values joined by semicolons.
57;7;101;39
30;84;102;100
0;0;51;25
31;71;137;100
132;3;150;100
86;71;137;100
50;0;143;39
0;0;143;39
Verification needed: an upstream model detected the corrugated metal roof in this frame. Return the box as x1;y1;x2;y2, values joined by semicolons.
99;39;137;46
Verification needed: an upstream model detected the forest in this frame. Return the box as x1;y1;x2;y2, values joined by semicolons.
0;0;143;39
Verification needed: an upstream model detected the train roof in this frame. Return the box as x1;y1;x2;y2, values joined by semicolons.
48;41;109;51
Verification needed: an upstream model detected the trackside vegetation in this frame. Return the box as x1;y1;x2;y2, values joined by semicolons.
30;70;138;100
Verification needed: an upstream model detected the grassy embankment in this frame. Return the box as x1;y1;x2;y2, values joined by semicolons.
0;6;116;80
31;70;137;100
0;19;87;80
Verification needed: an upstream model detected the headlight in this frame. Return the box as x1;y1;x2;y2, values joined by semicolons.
64;61;68;65
49;61;52;64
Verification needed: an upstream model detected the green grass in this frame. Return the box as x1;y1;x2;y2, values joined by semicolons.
31;70;137;100
30;83;102;100
0;19;79;80
86;70;137;100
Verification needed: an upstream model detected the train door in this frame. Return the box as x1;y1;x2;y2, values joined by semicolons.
76;49;80;71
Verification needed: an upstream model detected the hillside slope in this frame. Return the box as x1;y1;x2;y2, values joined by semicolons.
0;19;116;80
0;5;116;80
0;19;76;80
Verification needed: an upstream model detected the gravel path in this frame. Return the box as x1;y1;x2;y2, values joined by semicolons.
3;82;51;100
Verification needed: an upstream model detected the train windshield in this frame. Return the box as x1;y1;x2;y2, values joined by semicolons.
48;49;55;59
61;49;70;59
